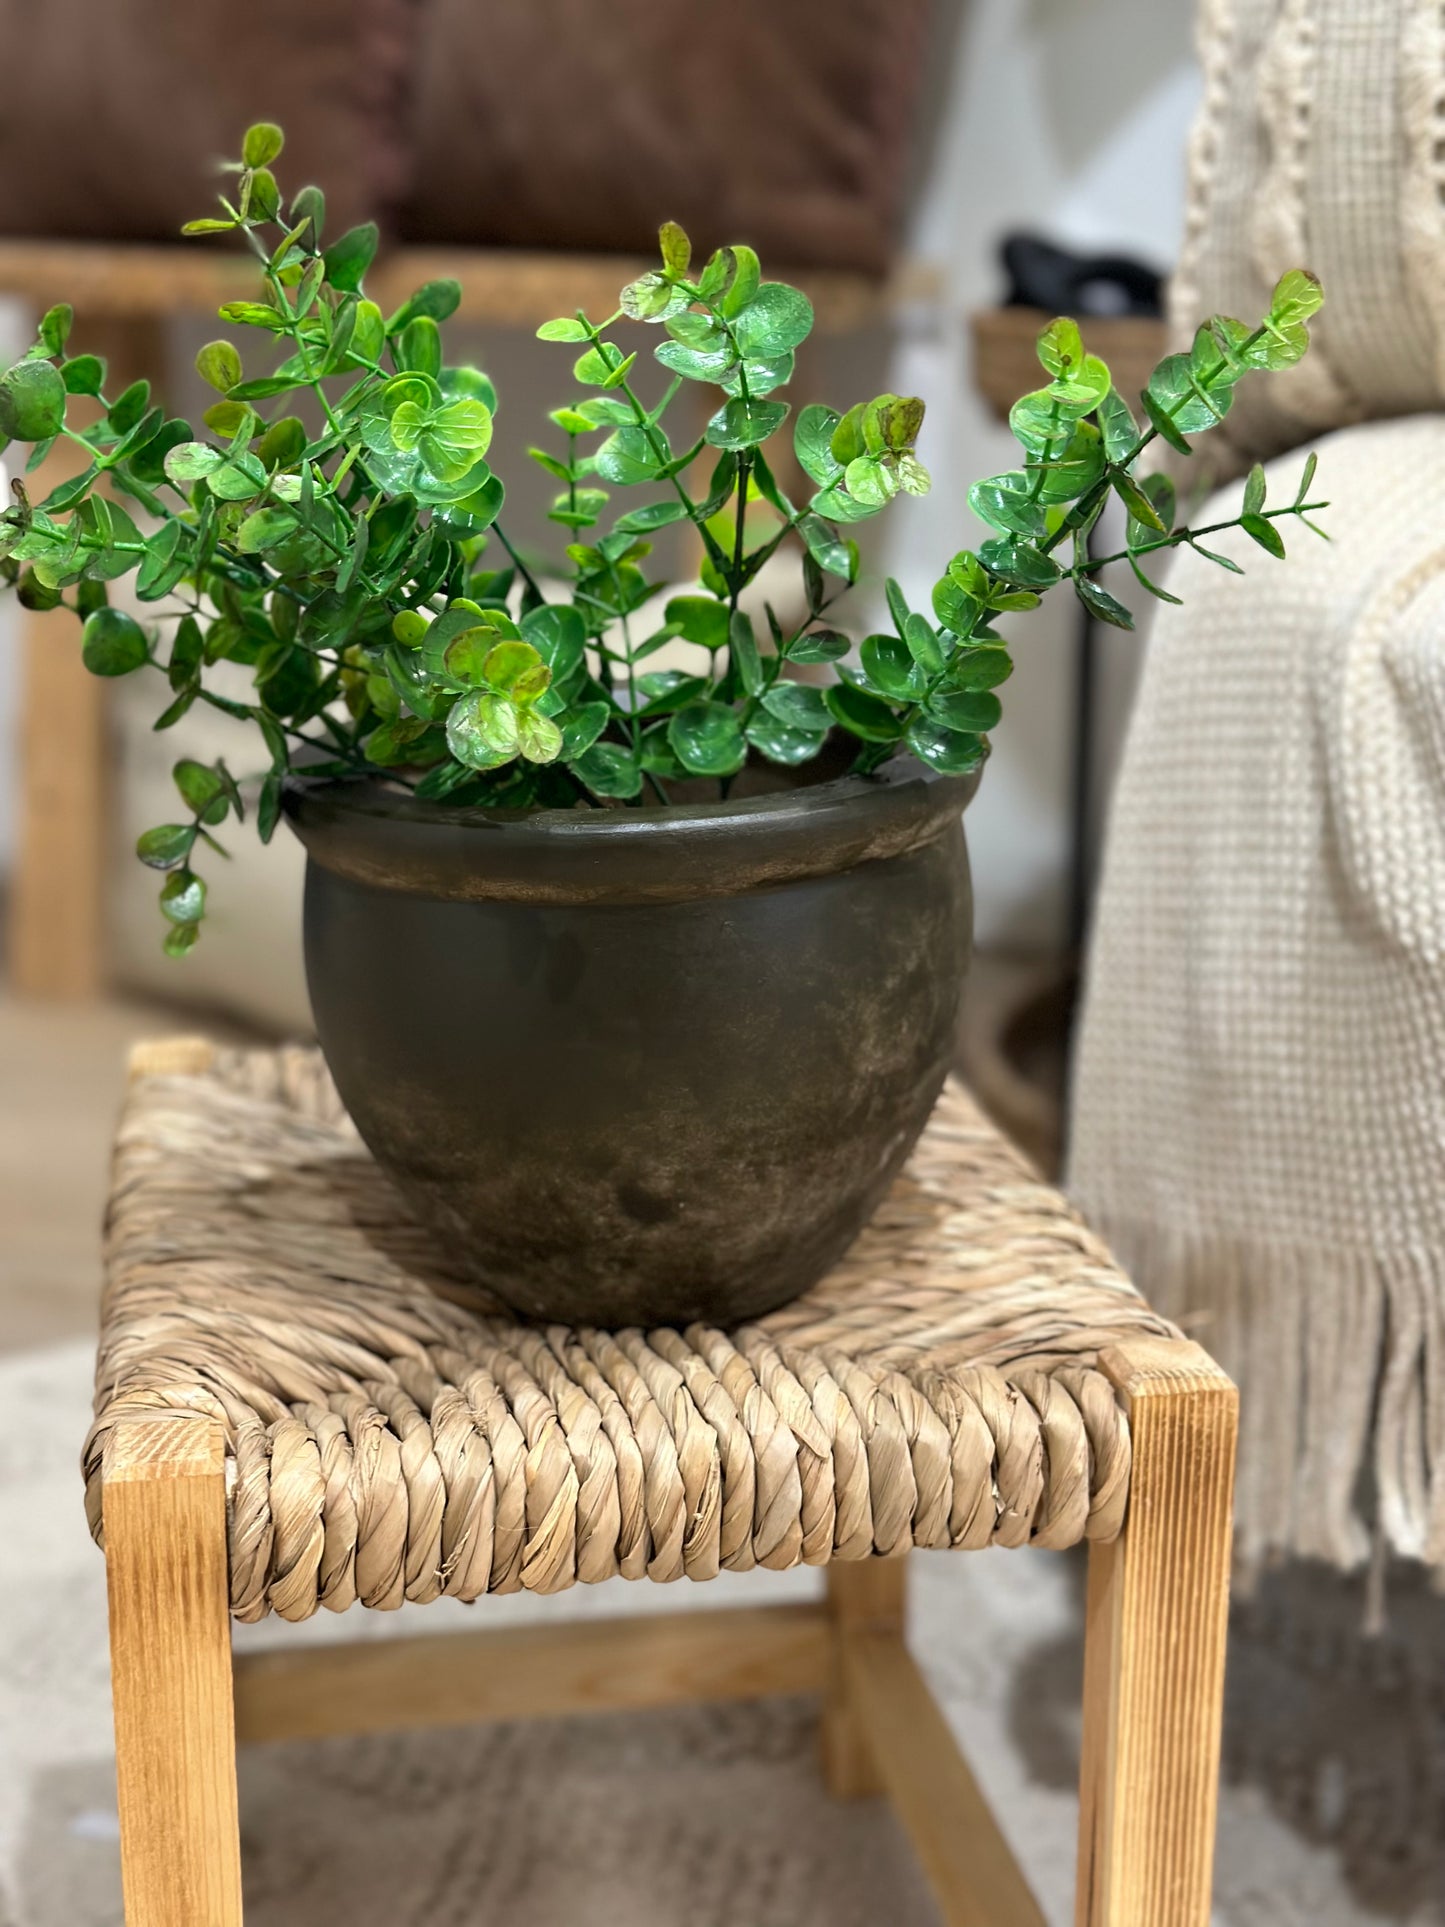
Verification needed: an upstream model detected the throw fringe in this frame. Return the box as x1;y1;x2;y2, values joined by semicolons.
1072;1206;1445;1575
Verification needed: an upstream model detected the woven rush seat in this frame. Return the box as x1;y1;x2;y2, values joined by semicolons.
84;1043;1179;1622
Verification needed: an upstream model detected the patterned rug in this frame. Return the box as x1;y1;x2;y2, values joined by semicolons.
1;1342;1440;1926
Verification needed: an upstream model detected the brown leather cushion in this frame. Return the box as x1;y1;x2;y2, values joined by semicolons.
0;0;929;273
0;0;410;241
398;0;930;273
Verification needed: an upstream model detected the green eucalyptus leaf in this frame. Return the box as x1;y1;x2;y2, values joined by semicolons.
654;338;736;383
235;506;297;552
594;424;667;484
571;741;643;799
719;246;761;318
290;184;325;247
613;498;689;534
760;679;829;732
787;628;849;665
704;397;788;450
162;920;201;958
969;472;1046;540
172;758;226;821
926;688;1002;733
1243;462;1267;516
61;354;105;397
903;611;943;674
731;283;814;357
81;607;148;676
242;121;284;168
905;718;986;775
620;271;686;322
159;869;206;925
794;404;843;488
195;340;242;393
745;712;827;766
573;342;633;386
1145;352;1231;436
207;451;268;501
1098;386;1139;463
482;639;547;695
1270;268;1324;323
664;594;730;651
659;221;691;276
859;631;921;701
39;303;73;355
841;455;896;509
447;688;521;768
514;706;563;763
1027;421;1105;503
136;823;194;870
1075;575;1136;629
940;645;1013;692
201;399;258;440
107;380;151;435
397;315;443;378
537;317;590;343
1113;469;1166;533
0;360;65;441
668;700;747;777
520;603;587;679
322;222;379;293
560;702;612;759
1139;387;1193;456
1036;316;1083;379
386;278;462;333
729;610;763;696
135;520;189;601
1241;511;1285;558
824;682;903;743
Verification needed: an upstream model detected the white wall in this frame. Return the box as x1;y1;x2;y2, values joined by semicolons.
883;0;1200;946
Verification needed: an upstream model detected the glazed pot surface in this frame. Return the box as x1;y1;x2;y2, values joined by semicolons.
286;758;977;1326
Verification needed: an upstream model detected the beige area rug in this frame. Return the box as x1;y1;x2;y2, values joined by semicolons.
1;1342;1441;1927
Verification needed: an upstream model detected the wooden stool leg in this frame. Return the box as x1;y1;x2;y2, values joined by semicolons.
820;1555;907;1797
103;1417;243;1926
1075;1339;1239;1927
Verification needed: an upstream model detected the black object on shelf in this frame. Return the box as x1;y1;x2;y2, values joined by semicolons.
1001;232;1165;320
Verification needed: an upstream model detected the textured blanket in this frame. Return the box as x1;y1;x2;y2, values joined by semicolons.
1069;416;1445;1573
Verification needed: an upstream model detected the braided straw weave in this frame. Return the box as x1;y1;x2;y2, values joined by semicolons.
84;1043;1177;1620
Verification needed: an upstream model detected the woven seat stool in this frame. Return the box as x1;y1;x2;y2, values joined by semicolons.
87;1040;1238;1927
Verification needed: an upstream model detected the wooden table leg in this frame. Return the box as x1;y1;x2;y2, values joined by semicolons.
1075;1338;1238;1927
103;1416;243;1926
820;1554;907;1797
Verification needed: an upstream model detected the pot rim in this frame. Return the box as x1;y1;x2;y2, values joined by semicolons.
283;751;981;905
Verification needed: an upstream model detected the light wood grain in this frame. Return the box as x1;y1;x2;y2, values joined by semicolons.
233;1602;831;1745
10;314;165;999
0;241;915;333
103;1418;242;1927
845;1628;1046;1927
820;1555;907;1797
1075;1338;1238;1927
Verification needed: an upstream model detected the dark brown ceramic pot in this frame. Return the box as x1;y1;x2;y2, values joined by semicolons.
284;751;979;1327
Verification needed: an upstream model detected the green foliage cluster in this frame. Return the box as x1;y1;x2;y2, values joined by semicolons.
0;123;1328;950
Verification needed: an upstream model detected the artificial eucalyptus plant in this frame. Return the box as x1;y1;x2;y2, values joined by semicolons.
0;123;1327;951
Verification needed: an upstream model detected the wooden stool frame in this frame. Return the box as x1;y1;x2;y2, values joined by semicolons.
102;1337;1236;1927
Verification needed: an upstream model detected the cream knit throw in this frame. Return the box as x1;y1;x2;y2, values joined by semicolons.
1069;416;1445;1572
1173;0;1445;484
